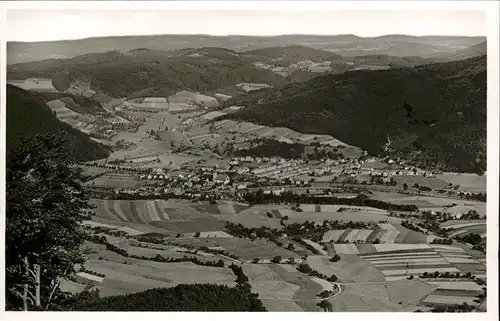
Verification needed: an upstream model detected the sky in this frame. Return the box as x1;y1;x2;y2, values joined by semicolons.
4;9;487;42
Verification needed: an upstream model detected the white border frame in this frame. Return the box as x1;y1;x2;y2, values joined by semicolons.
0;1;498;321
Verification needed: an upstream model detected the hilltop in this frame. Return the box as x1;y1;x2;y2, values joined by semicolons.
241;45;343;65
225;56;486;173
433;41;487;63
6;84;110;162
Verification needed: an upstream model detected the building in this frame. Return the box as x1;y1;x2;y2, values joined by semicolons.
213;173;230;185
144;97;167;103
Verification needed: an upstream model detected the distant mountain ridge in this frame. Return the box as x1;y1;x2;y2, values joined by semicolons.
7;34;485;64
225;55;486;173
7;40;488;100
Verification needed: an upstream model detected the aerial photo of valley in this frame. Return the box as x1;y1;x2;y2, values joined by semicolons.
2;5;494;314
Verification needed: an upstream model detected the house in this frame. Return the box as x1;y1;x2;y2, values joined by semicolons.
144;97;167;103
236;183;248;190
272;188;285;195
236;167;250;174
213;173;230;185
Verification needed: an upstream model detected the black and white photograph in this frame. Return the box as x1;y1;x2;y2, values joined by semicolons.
0;0;498;316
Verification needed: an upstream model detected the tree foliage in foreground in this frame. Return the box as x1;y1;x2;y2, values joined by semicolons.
66;284;267;311
5;134;90;311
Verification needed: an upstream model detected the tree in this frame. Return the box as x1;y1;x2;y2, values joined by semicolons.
317;299;333;312
6;134;89;311
329;255;341;263
51;71;71;92
403;183;408;191
271;256;282;263
327;274;338;282
297;263;313;274
287;243;295;251
194;232;201;238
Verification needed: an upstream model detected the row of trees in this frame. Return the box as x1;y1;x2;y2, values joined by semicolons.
430;238;454;245
225;219;379;246
88;234;229;268
401;220;427;234
420;271;474;279
229;264;249;284
242;190;419;212
296;263;338;282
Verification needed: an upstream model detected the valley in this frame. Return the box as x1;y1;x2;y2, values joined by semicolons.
5;32;488;313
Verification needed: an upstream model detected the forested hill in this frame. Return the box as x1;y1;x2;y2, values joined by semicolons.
6;48;286;99
6;84;110;162
226;56;486;173
66;284;267;311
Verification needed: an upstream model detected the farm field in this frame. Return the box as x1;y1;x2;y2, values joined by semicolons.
166;237;298;261
430;246;486;278
47;99;79;119
306;255;386;283
438;173;486;193
85;216;173;236
302;239;328;255
421;280;484;306
9;78;58;92
285;210;401;224
391;175;449;190
85;173;144;189
356;244;484;281
440;220;486;238
242;264;301;301
209;119;362;151
59;280;89;294
242;263;330;311
328;278;439;311
90;199;229;233
90;199;170;223
269;264;322;300
328;283;408;312
83;259;236;297
369;192;486;216
80;166;112;176
425;204;487;218
211;212;283;229
322;225;427;245
125;246;219;261
259;299;304;312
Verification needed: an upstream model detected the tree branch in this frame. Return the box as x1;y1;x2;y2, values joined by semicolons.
45;279;60;310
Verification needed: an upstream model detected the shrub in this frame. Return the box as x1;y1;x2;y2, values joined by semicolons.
329;255;341;262
271;256;282;263
327;274;338;282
